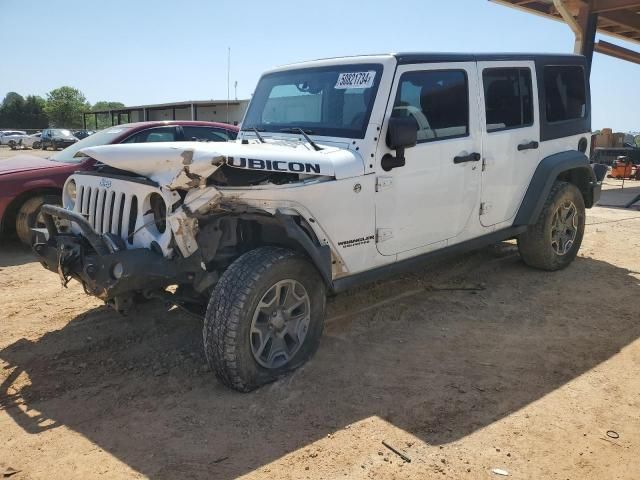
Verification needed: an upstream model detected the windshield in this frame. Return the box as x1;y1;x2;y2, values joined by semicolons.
242;64;383;139
50;127;133;163
52;129;73;137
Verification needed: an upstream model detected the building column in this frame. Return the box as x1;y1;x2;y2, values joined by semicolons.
577;3;598;75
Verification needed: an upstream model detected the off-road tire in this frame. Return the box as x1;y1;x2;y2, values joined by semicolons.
203;246;326;392
518;181;585;271
16;195;60;245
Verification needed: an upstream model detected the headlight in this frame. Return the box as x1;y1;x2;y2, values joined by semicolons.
65;180;77;208
149;193;166;233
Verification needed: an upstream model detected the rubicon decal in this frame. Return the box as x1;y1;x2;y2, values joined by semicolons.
227;157;321;174
338;234;375;248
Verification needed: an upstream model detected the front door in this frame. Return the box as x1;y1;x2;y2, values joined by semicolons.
477;61;540;226
375;62;482;256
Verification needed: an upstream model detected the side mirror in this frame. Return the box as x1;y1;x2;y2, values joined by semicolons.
382;116;417;171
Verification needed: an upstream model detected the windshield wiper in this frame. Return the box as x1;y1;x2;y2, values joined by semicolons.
280;127;322;151
252;127;266;143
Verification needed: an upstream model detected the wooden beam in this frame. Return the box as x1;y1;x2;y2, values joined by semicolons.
599;10;640;31
591;0;640;13
595;39;640;63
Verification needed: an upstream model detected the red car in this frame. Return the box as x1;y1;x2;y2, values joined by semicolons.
0;121;239;244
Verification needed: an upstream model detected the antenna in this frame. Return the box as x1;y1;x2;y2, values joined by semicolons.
226;47;230;124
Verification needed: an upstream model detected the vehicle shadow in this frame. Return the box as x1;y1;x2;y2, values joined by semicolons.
1;245;639;479
0;238;35;268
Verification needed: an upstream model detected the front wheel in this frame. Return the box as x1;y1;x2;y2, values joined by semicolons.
16;195;62;245
518;181;585;271
203;247;326;392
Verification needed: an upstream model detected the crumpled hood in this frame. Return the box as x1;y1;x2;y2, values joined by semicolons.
80;140;364;188
0;154;66;176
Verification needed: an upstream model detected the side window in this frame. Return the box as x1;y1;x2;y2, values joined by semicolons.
182;126;230;142
483;68;533;132
122;127;178;143
392;70;469;142
544;66;586;123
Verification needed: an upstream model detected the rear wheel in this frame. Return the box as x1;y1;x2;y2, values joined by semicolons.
16;195;61;245
518;181;585;271
203;246;326;392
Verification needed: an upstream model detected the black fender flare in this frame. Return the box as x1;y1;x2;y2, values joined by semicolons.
274;210;333;288
514;150;597;226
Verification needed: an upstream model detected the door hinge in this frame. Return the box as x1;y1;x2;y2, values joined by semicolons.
481;157;487;171
479;202;492;216
376;228;394;243
376;176;393;192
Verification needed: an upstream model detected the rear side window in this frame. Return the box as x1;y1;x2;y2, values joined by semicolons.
182;126;233;142
483;68;533;132
392;70;469;143
544;66;586;123
122;127;178;143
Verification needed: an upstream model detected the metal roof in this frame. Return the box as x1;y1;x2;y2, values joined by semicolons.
491;0;640;45
393;52;585;64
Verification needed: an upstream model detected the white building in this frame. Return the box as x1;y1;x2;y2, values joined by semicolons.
84;99;250;129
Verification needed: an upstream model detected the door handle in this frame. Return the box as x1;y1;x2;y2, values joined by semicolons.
517;141;539;151
453;152;481;164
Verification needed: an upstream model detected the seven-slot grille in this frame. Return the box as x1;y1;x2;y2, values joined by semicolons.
67;174;173;256
76;185;138;243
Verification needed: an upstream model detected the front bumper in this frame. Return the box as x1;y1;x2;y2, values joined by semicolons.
34;205;198;304
53;139;76;148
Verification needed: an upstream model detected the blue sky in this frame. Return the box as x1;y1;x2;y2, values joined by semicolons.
1;0;638;131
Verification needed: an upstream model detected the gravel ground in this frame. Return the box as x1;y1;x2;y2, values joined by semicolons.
1;145;639;479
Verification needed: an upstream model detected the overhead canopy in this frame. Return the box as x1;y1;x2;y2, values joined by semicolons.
491;0;640;65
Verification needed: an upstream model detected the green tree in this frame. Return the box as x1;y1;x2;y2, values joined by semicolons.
44;86;90;128
0;92;26;128
92;101;126;130
22;96;48;129
635;135;640;148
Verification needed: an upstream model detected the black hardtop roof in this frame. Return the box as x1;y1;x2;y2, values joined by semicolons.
393;52;586;65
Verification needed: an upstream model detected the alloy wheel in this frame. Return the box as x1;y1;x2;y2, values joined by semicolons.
250;279;311;369
551;201;578;256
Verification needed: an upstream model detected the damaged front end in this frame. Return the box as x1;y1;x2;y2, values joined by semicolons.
33;140;339;312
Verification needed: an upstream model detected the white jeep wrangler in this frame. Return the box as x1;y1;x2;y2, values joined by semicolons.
35;53;602;391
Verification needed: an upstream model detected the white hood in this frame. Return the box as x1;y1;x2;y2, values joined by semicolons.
80;140;364;188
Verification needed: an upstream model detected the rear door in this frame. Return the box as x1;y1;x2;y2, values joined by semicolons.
478;61;540;226
375;62;482;256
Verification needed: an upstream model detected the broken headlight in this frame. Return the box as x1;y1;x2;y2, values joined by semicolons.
149;193;166;233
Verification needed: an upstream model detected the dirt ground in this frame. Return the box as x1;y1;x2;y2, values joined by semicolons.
1;144;640;479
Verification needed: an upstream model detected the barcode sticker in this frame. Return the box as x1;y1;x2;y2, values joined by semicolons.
335;71;376;89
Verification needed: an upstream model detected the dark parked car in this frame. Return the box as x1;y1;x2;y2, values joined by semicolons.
0;121;239;244
40;129;78;150
73;129;96;140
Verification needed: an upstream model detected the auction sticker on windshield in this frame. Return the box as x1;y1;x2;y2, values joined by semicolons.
335;71;376;89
